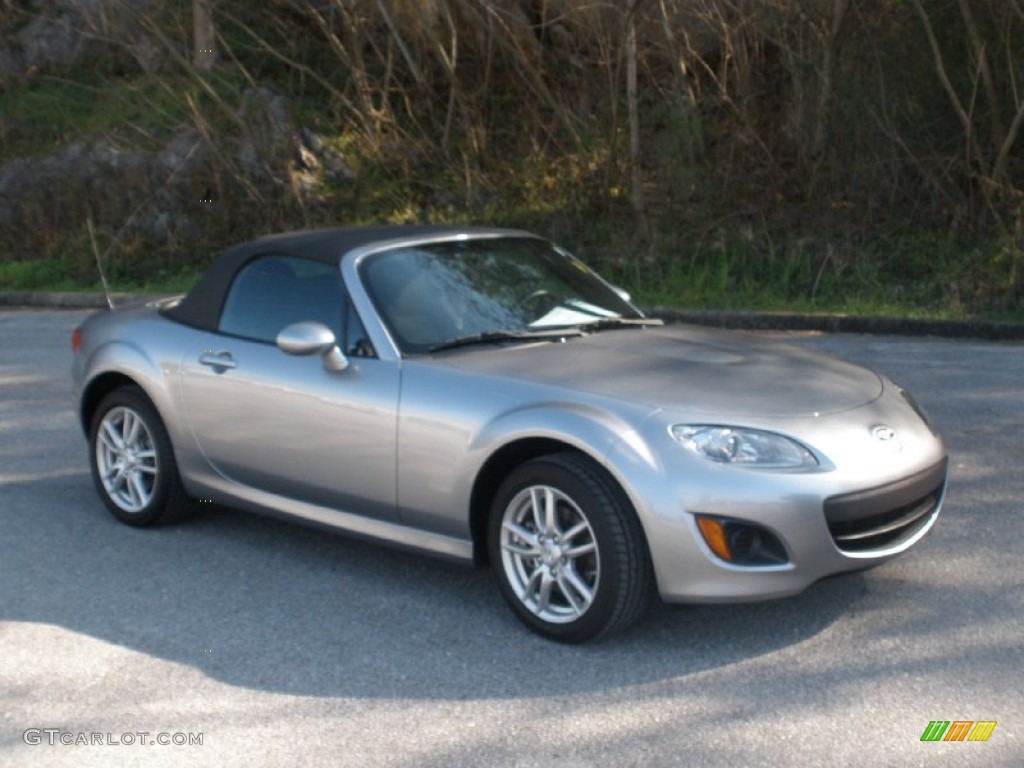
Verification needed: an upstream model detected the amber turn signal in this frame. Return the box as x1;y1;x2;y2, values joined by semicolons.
696;516;733;561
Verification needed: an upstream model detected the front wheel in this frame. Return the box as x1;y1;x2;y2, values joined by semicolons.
488;452;653;643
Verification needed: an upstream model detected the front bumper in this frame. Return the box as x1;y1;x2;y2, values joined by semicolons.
823;459;947;555
608;393;948;604
652;461;946;604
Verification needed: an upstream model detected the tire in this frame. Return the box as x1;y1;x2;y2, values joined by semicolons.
487;452;653;643
88;385;193;526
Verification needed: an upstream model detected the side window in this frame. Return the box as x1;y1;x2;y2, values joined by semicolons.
219;255;342;343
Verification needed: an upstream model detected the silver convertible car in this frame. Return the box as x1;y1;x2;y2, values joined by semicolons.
71;226;948;642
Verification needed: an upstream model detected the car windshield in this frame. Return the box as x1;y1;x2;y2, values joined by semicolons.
359;237;644;354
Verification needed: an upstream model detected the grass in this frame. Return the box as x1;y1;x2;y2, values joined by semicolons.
4;236;1021;324
0;258;83;292
596;230;1024;324
0;256;201;294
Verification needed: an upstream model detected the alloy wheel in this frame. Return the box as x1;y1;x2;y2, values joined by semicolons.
499;484;600;623
95;406;159;513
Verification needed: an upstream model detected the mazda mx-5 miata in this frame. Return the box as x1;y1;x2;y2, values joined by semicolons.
71;226;947;642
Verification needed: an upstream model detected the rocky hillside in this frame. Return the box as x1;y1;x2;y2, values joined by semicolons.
1;1;1021;314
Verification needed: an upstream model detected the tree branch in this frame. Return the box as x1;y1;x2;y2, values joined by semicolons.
910;0;990;178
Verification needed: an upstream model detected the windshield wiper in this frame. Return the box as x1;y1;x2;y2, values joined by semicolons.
577;317;664;332
429;328;584;353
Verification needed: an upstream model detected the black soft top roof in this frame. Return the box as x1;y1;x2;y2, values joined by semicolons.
163;224;529;331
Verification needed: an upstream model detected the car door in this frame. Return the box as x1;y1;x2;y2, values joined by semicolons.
179;253;399;521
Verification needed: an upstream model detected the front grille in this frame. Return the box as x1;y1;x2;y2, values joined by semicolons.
824;459;947;553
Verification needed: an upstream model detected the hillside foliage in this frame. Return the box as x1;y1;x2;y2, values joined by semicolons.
1;0;1022;317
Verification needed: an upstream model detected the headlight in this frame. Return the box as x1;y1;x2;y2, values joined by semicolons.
670;425;818;469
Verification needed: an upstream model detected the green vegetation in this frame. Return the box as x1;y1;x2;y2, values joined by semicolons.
619;231;1023;320
6;236;1021;323
0;256;200;294
0;257;82;292
0;74;186;158
0;0;1021;322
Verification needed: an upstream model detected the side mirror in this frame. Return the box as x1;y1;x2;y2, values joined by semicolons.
611;285;632;303
276;321;348;371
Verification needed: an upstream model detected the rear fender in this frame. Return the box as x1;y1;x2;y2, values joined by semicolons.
79;339;186;449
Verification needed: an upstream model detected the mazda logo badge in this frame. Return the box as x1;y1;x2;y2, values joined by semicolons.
872;425;897;442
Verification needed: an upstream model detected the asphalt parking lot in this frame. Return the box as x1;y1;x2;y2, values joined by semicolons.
1;308;1021;767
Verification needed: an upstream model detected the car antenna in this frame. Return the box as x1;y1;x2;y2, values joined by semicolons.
86;216;115;311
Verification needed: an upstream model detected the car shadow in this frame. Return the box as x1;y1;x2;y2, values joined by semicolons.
0;467;917;701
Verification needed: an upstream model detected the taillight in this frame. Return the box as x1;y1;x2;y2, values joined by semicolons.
71;326;82;353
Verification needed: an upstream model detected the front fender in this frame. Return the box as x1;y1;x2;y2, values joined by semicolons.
459;400;660;535
394;359;661;545
467;399;651;473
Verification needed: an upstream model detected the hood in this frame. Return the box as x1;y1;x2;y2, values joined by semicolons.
434;325;883;418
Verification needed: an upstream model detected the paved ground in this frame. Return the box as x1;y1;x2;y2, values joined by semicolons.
1;309;1021;767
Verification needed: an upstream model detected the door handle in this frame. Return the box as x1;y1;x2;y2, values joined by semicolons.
199;352;237;370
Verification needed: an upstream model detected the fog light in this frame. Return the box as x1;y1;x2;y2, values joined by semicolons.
728;526;761;559
694;515;789;566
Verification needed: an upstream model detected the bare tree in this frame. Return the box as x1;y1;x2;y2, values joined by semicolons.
194;0;216;72
626;1;650;243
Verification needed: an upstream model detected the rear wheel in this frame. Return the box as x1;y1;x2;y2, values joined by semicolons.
89;386;192;526
488;452;653;643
